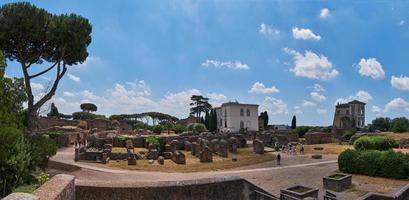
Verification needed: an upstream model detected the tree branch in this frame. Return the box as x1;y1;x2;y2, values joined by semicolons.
33;62;67;110
28;62;58;79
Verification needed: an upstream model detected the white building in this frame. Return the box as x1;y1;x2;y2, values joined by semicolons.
215;102;259;133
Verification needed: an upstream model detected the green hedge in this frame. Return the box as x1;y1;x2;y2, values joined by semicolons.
338;149;409;179
353;136;398;151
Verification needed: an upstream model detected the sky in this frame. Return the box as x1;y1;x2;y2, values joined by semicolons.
3;0;409;126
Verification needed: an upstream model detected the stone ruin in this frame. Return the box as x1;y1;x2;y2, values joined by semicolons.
74;130;112;164
304;131;333;144
253;139;264;154
73;129;267;166
199;146;212;163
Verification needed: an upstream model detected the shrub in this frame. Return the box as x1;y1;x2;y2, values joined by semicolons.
173;124;187;134
194;123;206;133
187;123;194;131
391;117;409;133
29;135;57;169
186;123;206;133
353;136;398;151
342;130;356;141
338;149;409;179
44;131;64;139
146;135;161;152
292;126;311;138
152;125;164;134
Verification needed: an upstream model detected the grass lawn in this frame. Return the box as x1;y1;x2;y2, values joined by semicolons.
303;143;353;155
107;148;275;172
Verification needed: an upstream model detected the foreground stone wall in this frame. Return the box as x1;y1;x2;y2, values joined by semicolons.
75;176;274;200
3;174;75;200
357;183;409;200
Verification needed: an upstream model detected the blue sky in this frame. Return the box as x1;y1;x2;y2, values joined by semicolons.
3;0;409;126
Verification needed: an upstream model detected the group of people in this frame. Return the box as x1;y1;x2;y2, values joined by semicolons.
274;142;305;166
274;142;304;155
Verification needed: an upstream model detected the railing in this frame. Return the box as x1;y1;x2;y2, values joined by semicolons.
324;191;337;200
279;193;303;200
254;190;280;200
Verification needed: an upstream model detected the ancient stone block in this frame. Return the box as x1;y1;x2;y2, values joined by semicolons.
163;152;172;159
253;139;264;154
210;139;219;153
158;156;165;165
128;158;136;165
200;146;213;163
102;153;108;164
218;139;228;157
148;143;157;151
228;137;238;153
132;137;145;148
147;149;159;160
184;141;192;151
165;144;171;152
170;140;179;153
191;142;197;156
194;142;201;157
171;151;186;164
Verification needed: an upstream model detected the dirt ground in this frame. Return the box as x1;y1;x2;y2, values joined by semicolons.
302;143;353;155
107;148;276;172
383;132;409;140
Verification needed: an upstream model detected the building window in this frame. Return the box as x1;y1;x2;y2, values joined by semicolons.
240;108;244;116
246;109;250;116
346;110;349;115
240;121;244;129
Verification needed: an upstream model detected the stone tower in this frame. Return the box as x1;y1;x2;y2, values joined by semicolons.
332;100;366;132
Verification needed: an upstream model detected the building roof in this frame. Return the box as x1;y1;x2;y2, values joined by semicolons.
336;100;366;108
221;101;258;107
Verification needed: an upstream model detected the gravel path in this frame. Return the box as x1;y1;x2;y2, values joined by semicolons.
49;147;408;199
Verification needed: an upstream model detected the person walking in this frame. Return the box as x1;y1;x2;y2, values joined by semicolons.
277;153;281;165
300;144;304;155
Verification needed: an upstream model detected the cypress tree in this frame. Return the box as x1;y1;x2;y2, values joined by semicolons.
291;115;297;129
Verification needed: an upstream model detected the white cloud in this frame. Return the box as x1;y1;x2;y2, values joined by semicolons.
391;75;409;91
357;58;385;79
63;91;75;97
124;80;151;96
335;90;373;104
371;106;382;113
67;73;80;83
260;97;289;115
202;59;250;70
249;82;279;94
320;8;331;19
310;92;326;102
284;48;338;80
259;24;280;37
76;56;102;68
207;92;227;107
302;100;317;107
311;83;325;92
400;20;406;26
384;97;409;113
294;106;303;115
31;82;44;91
292;27;321;41
316;108;327;114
